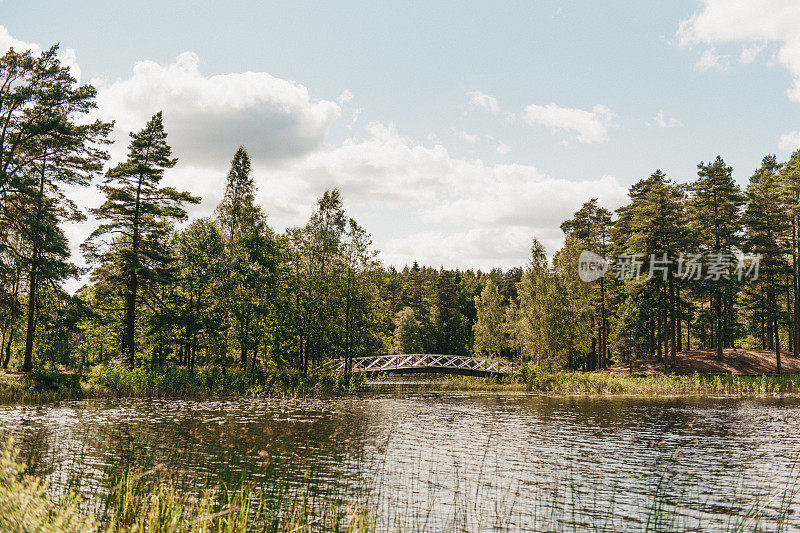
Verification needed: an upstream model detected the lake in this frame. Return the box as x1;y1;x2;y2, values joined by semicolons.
2;391;799;531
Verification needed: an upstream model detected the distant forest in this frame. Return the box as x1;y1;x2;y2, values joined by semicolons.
2;45;800;375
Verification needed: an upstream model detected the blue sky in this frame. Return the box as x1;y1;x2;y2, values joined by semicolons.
3;0;800;270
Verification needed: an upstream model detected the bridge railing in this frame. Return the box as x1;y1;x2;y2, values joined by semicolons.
327;353;517;374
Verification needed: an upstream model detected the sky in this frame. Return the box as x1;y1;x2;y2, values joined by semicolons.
3;0;800;276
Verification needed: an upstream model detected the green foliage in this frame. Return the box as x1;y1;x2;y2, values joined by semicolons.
0;438;96;532
85;112;199;367
473;278;505;357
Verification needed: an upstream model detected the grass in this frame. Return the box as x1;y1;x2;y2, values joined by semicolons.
366;366;800;396
1;435;798;532
517;365;800;395
6;360;800;404
0;437;374;532
0;364;366;404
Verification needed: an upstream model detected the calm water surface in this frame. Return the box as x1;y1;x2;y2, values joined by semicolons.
2;392;799;530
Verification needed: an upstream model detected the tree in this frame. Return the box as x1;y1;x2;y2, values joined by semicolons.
561;199;613;369
613;171;689;370
175;219;226;371
780;150;800;358
216;146;255;239
514;238;551;366
215;147;277;369
393;306;421;354
0;45;111;371
85;112;199;367
689;156;743;360
744;155;788;373
473;278;504;357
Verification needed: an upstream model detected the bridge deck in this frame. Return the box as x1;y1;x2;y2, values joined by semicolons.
329;354;516;377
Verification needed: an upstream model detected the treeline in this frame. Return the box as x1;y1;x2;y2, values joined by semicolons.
3;44;800;376
484;156;800;374
0;44;492;374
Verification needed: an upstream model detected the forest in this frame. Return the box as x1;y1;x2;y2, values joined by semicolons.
2;44;800;378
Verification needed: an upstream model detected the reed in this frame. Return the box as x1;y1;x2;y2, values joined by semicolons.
2;435;798;532
0;365;366;404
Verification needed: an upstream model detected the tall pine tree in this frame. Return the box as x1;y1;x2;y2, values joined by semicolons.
85;112;199;367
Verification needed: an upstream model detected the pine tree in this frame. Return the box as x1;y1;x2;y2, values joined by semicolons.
216;146;255;238
780;150;800;358
689;156;743;360
561;199;613;369
85;112;199;367
744;155;789;373
613;171;688;370
215;146;274;369
0;45;111;371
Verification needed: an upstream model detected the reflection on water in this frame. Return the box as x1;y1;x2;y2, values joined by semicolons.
2;393;800;530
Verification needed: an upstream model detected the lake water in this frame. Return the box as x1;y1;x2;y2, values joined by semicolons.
2;391;799;531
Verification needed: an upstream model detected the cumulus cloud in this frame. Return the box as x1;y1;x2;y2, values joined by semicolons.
779;130;800;151
337;89;353;104
92;52;341;167
456;130;479;143
2;25;625;275
677;1;800;100
740;42;766;63
383;228;539;270
695;47;728;71
466;90;500;113
495;140;512;154
252;123;627;268
653;111;680;128
0;25;81;81
522;102;614;144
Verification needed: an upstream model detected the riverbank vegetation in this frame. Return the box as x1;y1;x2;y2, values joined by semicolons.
0;365;364;403
6;42;800;392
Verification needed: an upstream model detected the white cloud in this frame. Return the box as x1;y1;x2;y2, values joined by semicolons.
677;1;800;100
653;111;680;128
695;47;728;71
740;42;766;63
92;52;341;167
0;25;81;81
348;107;362;128
779;130;800;151
2;26;626;277
456;130;479;143
252;123;627;268
337;89;353;104
466;90;500;113
495;140;511;154
521;102;613;143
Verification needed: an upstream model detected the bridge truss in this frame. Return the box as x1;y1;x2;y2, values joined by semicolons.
328;353;517;377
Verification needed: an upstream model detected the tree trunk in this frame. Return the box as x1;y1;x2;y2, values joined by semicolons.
675;285;683;352
669;280;677;367
22;166;46;373
715;291;723;360
792;216;800;357
2;325;13;369
22;266;37;372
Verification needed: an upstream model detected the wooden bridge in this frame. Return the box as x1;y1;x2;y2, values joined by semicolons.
328;354;517;377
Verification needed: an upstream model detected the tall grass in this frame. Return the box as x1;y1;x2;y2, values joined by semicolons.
1;437;373;532
517;366;800;395
2;435;798;532
0;364;366;404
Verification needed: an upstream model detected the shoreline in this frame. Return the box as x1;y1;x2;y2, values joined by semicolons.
6;365;800;404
